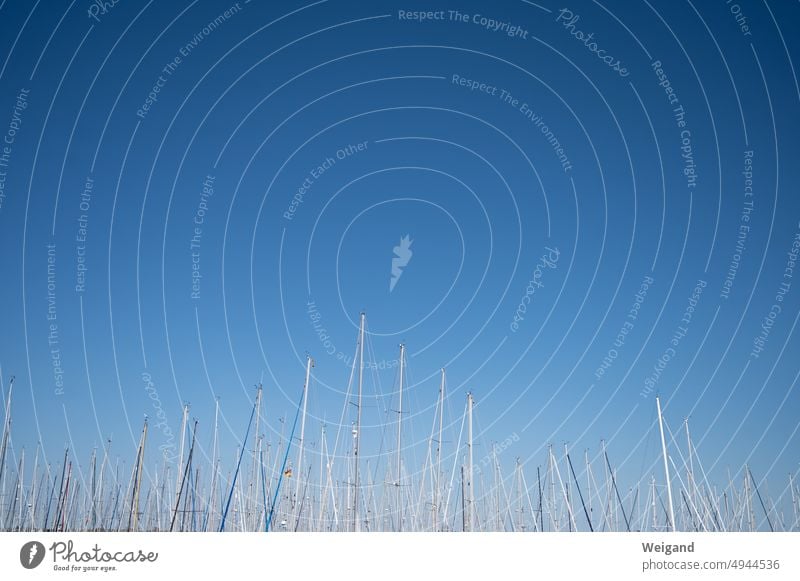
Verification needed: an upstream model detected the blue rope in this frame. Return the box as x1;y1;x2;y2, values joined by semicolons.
218;402;256;532
265;393;303;532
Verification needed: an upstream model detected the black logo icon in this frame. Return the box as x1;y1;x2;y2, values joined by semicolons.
20;541;46;569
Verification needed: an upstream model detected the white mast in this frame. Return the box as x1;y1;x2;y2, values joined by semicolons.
13;448;24;531
396;343;405;531
249;385;262;529
685;418;697;520
0;376;13;494
98;438;111;530
208;398;220;531
131;419;148;531
175;403;189;506
564;443;572;531
316;423;326;531
651;475;657;531
466;392;474;532
493;444;501;531
88;447;97;530
789;473;798;531
294;355;313;530
549;444;557;531
514;458;523;531
656;396;676;531
354;312;365;532
435;368;445;531
29;444;40;531
744;466;755;531
601;439;611;529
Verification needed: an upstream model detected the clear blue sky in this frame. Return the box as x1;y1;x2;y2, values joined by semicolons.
0;0;798;512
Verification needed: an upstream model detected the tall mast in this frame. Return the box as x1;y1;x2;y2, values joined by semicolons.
60;461;72;531
29;444;40;531
156;457;167;530
52;448;69;531
466;392;474;532
566;449;593;532
171;419;197;532
743;466;755;531
493;444;501;530
293;355;313;530
585;449;592;530
175;403;189;505
685;418;696;517
434;368;445;531
89;448;97;530
537;465;544;532
605;447;631;531
564;443;572;531
103;439;112;529
130;419;148;531
317;423;327;531
220;400;257;532
791;473;798;531
206;398;220;532
249;385;262;529
548;445;557;530
0;376;13;492
9;448;24;531
514;458;522;531
353;312;365;532
460;465;466;531
396;343;405;531
656;396;675;531
602;439;611;529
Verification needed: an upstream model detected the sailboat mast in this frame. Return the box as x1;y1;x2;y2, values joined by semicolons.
175;404;189;505
60;461;72;531
791;473;798;531
396;343;405;531
207;398;220;532
220;401;257;532
650;475;657;531
89;448;97;530
9;448;24;531
656;396;676;531
293;355;313;530
435;368;445;531
171;420;197;532
549;445;557;531
493;444;501;530
0;377;13;491
537;465;544;532
685;418;697;516
354;312;365;532
744;466;755;531
466;392;474;532
249;385;262;529
52;448;69;531
130;419;148;531
514;458;522;531
29;445;40;531
460;465;466;531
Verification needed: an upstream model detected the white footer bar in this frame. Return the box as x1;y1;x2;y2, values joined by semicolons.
1;532;797;580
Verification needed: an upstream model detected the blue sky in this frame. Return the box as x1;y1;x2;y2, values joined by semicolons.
0;0;799;515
